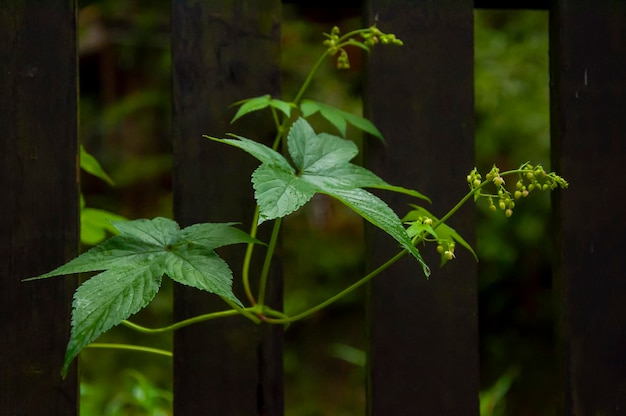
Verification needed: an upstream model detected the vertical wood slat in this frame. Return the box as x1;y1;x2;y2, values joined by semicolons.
0;1;78;414
364;1;478;415
550;2;626;414
171;1;283;414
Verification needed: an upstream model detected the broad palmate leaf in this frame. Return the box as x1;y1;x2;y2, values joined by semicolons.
206;118;430;275
24;217;257;377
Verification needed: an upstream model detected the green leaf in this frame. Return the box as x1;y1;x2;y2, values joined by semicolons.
80;145;115;186
300;99;384;141
321;187;429;275
24;217;257;376
210;118;430;274
230;94;293;123
288;121;358;172
65;261;161;377
252;164;316;224
205;135;292;170
81;207;127;246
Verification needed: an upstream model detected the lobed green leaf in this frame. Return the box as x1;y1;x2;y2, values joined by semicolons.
209;118;430;275
25;217;256;376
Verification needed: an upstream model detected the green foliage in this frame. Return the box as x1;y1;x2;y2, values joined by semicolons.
208;118;428;273
80;194;127;246
81;145;115;186
26;218;257;375
230;94;293;124
26;18;567;414
300;99;384;141
80;146;127;246
81;369;172;416
404;205;478;266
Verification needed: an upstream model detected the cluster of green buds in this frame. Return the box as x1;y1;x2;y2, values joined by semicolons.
322;25;403;70
361;25;404;47
436;241;456;261
484;165;515;217
513;163;569;199
467;163;568;217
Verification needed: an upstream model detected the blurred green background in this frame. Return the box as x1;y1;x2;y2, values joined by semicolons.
76;2;554;415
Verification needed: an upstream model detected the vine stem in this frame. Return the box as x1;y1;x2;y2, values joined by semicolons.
264;249;408;324
86;343;172;358
263;169;530;325
121;306;258;334
257;217;282;307
242;207;261;305
292;49;330;105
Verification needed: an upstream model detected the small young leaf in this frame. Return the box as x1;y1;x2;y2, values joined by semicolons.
80;145;115;186
300;99;384;141
231;95;272;123
231;95;293;123
24;217;257;376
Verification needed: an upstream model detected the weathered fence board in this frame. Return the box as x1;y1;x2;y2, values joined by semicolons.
171;1;283;414
364;1;479;415
0;1;78;414
550;1;626;414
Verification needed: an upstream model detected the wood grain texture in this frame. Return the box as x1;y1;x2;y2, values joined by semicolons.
364;1;479;414
550;2;626;414
0;1;78;414
171;1;283;414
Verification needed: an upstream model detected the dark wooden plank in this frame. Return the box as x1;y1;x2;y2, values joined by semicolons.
550;2;626;414
364;1;479;415
0;1;78;414
171;1;283;414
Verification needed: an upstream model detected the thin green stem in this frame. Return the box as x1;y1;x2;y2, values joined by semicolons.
337;28;371;43
121;307;257;334
265;249;407;324
242;207;261;305
257;217;282;307
221;297;262;324
86;343;172;358
434;168;526;228
292;50;331;105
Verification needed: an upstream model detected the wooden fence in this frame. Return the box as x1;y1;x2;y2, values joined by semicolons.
2;0;625;414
